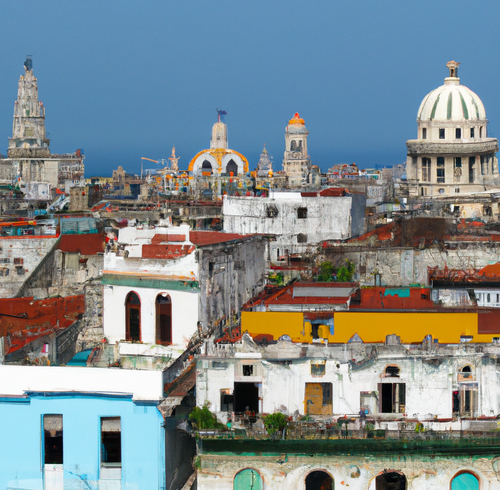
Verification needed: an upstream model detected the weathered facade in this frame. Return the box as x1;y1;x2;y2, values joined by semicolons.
223;189;366;262
195;335;500;489
102;225;268;369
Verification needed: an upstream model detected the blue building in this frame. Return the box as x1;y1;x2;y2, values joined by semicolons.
0;365;167;490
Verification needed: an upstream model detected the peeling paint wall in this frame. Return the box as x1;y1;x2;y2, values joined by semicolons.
223;194;365;261
197;453;498;490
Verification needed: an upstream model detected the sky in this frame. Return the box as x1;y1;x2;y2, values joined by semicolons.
1;1;500;177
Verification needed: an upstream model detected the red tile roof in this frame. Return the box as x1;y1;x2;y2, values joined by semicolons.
0;295;84;354
189;231;256;246
58;233;104;255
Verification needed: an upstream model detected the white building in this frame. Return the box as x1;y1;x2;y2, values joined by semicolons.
102;225;267;368
223;189;366;262
406;61;499;197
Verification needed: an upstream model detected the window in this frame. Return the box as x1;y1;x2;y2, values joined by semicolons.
297;207;307;219
456;128;461;139
469;156;475;183
454;157;462;182
125;291;141;342
234;382;259;413
101;417;121;479
243;364;254;376
266;205;278;218
155;294;172;345
437;157;445;183
43;415;63;465
480;127;483;138
384;365;400;377
311;362;326;376
13;258;23;265
439;128;445;139
297;233;308;243
201;160;212;175
376;472;407;490
220;389;234;412
421;158;431;182
470;127;475;138
422;128;427;139
455;188;460;193
305;471;333;490
453;386;478;417
379;383;405;413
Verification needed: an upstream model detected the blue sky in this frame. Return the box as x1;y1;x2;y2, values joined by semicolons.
1;1;500;176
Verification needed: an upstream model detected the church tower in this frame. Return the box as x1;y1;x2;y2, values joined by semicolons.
8;56;50;153
282;113;311;186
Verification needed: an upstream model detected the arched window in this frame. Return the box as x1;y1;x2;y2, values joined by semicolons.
451;472;479;490
305;470;334;490
226;159;238;176
201;160;212;174
384;365;400;378
125;291;141;342
376;471;406;490
233;469;263;490
156;294;172;345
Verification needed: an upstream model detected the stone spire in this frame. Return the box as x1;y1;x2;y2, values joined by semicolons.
9;56;49;151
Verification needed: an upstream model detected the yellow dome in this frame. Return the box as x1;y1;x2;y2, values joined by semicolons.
288;112;305;125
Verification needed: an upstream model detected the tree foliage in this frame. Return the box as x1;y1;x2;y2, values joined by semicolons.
189;402;224;430
263;412;287;436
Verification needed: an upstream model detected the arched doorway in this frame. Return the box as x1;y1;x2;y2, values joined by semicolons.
202;160;212;174
305;470;334;490
233;468;262;490
156;294;172;345
451;472;479;490
376;471;406;490
125;291;141;341
226;159;238;176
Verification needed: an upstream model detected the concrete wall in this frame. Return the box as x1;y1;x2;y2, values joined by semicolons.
223;194;365;262
325;244;500;287
0;235;59;298
198;237;267;333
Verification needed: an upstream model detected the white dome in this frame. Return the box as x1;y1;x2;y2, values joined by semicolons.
418;77;486;123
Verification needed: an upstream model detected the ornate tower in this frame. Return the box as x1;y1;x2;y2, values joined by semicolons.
8;56;50;153
282;113;311;186
256;145;273;177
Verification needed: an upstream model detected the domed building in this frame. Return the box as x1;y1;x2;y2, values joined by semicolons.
406;61;499;197
282;112;312;186
188;112;249;176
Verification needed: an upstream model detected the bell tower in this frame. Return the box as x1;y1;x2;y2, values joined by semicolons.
282;112;311;186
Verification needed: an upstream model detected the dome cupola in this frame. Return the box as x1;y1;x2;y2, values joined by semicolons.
417;61;486;123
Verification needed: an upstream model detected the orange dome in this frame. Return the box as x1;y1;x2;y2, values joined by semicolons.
288;112;305;125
